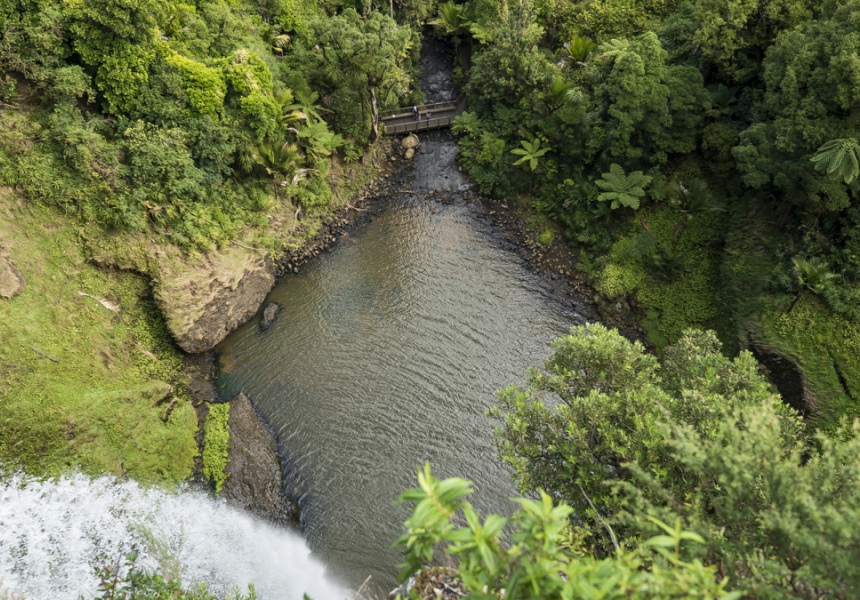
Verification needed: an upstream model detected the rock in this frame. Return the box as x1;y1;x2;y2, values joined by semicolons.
184;352;221;405
404;148;415;160
747;336;812;417
221;392;297;526
401;133;420;149
0;256;25;299
260;302;280;331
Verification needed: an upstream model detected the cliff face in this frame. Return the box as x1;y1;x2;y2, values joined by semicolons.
86;143;389;355
221;392;298;527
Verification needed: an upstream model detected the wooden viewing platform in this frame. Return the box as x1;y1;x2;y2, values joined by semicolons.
380;100;461;135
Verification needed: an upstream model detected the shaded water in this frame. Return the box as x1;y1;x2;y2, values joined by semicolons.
0;472;346;600
215;135;591;591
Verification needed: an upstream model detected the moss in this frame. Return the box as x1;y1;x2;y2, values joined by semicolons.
539;227;555;246
594;204;726;352
714;209;860;428
202;403;231;495
0;193;197;483
757;294;860;429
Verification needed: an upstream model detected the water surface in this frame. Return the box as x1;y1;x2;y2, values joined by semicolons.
216;138;590;591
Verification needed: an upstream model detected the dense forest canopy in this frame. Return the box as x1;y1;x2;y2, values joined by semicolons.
443;0;860;425
0;0;421;246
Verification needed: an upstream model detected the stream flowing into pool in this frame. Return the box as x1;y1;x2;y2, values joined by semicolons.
214;133;592;592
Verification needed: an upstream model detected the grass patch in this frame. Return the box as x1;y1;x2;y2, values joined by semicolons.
0;190;197;483
202;403;230;495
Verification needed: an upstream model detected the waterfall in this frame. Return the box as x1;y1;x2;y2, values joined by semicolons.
0;471;348;600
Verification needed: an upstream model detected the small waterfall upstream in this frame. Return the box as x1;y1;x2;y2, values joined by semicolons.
0;471;347;600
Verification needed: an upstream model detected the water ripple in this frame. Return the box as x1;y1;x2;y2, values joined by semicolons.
215;195;587;590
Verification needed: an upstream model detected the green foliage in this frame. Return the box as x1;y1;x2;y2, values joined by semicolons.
678;0;817;80
490;322;860;596
539;0;676;43
595;204;726;348
510;138;549;171
811;138;860;186
253;139;299;199
163;52;226;116
295;120;344;160
734;4;860;212
123;120;206;207
490;324;774;530
792;256;838;297
593;32;710;164
595;163;652;209
431;1;471;40
67;0;164;111
759;293;860;426
565;35;596;62
294;11;417;142
396;465;740;599
202;403;230;495
2;0;424;254
466;0;554;105
538;227;554;246
621;395;860;598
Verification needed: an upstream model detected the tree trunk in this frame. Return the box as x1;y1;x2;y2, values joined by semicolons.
787;290;804;314
389;0;393;19
370;86;380;141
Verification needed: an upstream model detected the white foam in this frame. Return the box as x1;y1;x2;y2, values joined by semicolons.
0;471;348;600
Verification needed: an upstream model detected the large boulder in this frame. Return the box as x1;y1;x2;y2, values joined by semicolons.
401;133;420;149
220;392;298;526
404;148;415;160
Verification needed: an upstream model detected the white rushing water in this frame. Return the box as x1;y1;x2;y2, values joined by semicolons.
0;471;348;600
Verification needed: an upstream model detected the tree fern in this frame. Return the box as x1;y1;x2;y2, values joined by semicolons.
566;35;596;63
511;139;549;171
811;138;860;185
787;256;839;313
253;140;299;200
546;76;583;109
595;164;652;210
452;111;480;136
793;257;838;295
431;1;469;37
598;38;630;59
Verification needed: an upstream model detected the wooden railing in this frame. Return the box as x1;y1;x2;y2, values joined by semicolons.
382;115;457;135
378;101;458;120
